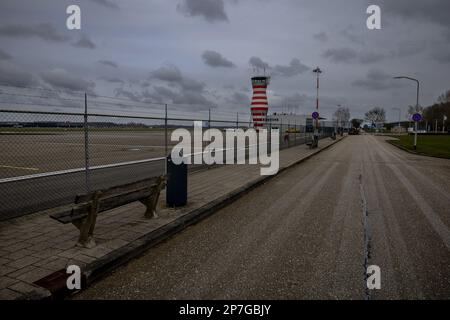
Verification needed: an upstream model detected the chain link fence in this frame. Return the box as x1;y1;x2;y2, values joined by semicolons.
0;85;334;220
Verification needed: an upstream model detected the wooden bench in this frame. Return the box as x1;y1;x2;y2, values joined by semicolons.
49;176;166;248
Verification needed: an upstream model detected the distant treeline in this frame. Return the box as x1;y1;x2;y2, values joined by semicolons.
419;90;450;132
0;121;154;128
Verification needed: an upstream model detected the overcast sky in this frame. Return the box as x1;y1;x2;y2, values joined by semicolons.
0;0;449;121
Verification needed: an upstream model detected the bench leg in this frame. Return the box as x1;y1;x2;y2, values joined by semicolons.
141;177;165;219
73;192;101;248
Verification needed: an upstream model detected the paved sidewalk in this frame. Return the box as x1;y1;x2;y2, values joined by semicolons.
0;136;343;299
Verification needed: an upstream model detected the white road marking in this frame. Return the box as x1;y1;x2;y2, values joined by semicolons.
0;165;39;171
0;157;165;184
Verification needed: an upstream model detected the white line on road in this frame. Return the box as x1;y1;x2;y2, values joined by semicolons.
0;165;39;171
0;157;166;184
0;140;294;184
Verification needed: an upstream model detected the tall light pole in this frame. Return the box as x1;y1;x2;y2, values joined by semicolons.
335;104;341;135
394;76;420;150
313;67;322;146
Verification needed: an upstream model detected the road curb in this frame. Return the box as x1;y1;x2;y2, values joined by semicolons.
32;136;346;300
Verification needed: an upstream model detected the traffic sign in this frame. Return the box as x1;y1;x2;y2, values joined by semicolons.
312;112;320;120
412;113;422;122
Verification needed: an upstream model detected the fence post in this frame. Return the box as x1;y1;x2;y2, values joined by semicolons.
208;109;211;127
164;104;168;175
84;93;91;193
236;112;239;129
294;121;297;146
208;109;211;166
269;117;272;155
280;118;283;150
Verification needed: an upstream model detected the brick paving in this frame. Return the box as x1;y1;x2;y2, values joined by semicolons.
0;137;342;299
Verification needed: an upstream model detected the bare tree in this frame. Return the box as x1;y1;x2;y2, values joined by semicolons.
438;89;450;103
333;106;351;126
365;107;386;127
407;104;424;118
351;118;363;128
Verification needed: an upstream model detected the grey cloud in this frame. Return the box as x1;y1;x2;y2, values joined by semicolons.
249;56;270;70
114;87;141;102
392;40;427;58
323;48;358;63
273;59;309;77
128;84;213;108
0;61;37;86
323;48;385;64
151;64;206;92
73;34;96;49
146;64;212;108
432;51;450;63
151;65;183;82
100;76;124;84
0;49;12;60
313;32;328;42
40;68;95;93
341;26;365;45
0;23;69;42
153;86;178;101
202;50;235;68
352;69;399;91
224;92;248;106
90;0;119;9
381;0;450;28
180;78;205;92
177;0;228;23
98;60;119;68
174;90;213;107
359;52;385;64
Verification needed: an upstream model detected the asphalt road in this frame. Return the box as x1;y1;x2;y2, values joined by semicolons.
75;134;450;300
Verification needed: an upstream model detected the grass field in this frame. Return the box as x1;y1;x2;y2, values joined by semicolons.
388;134;450;159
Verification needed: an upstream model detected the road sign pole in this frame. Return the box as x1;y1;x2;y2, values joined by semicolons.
414;121;418;150
412;113;422;150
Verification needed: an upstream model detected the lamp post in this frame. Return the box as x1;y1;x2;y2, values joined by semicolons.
393;76;420;150
313;67;322;146
335;104;341;135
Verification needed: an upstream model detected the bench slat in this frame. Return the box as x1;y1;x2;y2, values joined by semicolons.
98;187;153;212
49;202;90;224
50;188;155;223
75;176;160;204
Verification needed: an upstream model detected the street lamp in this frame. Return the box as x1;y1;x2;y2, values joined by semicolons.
335;104;345;136
393;76;420;150
312;67;322;147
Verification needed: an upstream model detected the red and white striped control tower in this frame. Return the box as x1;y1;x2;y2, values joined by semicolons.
250;76;270;128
